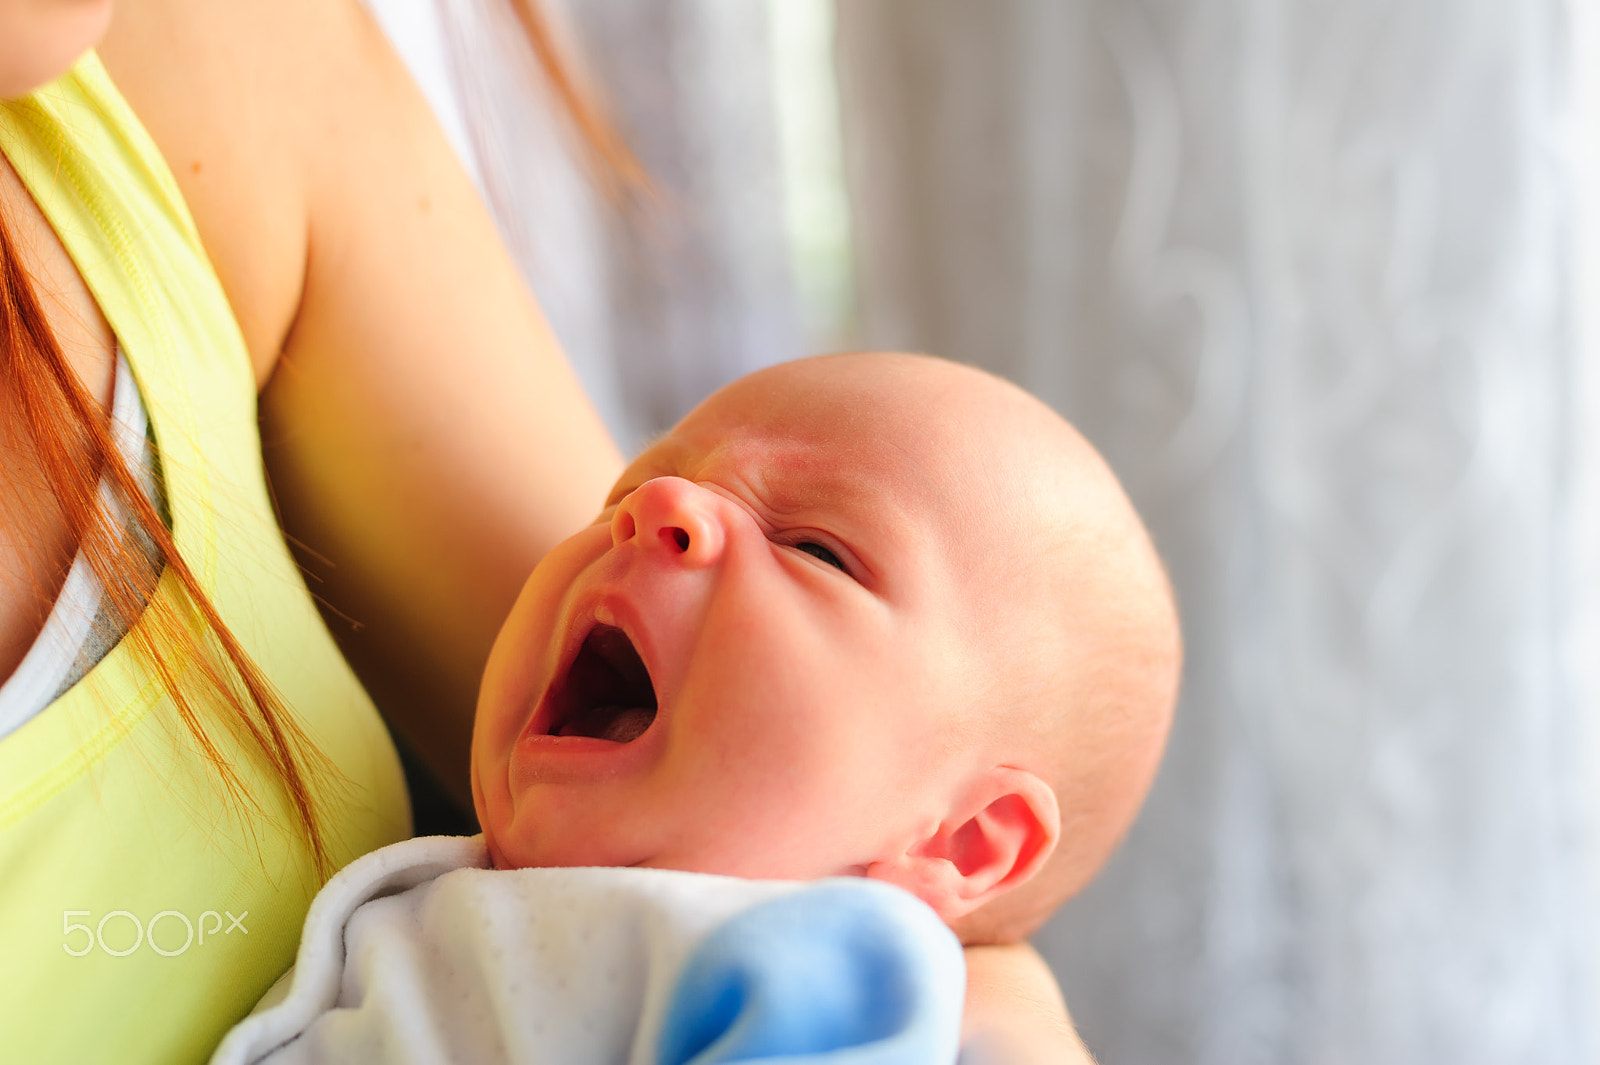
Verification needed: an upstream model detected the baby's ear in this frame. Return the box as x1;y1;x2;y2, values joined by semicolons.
865;767;1060;923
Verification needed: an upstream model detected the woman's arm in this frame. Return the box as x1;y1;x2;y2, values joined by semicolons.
963;944;1097;1064
100;0;623;807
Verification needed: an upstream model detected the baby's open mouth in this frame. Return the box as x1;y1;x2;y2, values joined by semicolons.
545;624;658;743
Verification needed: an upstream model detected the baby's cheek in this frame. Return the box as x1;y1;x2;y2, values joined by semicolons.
473;683;520;770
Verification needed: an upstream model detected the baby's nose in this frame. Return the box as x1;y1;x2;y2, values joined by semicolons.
611;477;726;567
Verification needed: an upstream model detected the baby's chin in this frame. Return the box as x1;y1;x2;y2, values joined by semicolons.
476;789;621;871
468;750;516;867
482;832;516;870
483;831;627;871
479;807;551;871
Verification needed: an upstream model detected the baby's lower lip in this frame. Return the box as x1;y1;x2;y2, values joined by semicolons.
509;718;661;785
516;728;627;752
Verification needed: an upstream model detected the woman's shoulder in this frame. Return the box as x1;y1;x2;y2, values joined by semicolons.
100;0;622;801
97;0;438;389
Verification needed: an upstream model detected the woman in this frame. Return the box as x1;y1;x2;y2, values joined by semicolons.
0;0;1091;1060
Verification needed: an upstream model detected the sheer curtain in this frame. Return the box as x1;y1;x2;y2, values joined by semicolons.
366;0;801;455
369;1;1600;1060
837;2;1598;1062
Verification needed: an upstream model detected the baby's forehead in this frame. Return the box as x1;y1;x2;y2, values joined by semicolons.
663;352;1113;541
685;364;1040;472
646;431;884;517
698;376;1092;533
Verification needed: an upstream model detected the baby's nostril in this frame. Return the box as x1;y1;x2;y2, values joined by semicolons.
662;527;690;552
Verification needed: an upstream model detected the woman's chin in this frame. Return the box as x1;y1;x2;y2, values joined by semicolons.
0;1;114;99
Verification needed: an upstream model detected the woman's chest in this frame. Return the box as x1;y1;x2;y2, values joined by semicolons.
0;149;116;683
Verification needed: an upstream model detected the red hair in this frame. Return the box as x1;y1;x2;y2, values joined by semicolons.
507;0;651;205
0;202;334;873
0;0;640;875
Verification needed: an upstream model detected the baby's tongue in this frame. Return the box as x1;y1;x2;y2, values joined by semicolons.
601;707;654;743
556;705;654;743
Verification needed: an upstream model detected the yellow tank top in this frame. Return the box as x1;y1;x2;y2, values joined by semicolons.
0;55;410;1064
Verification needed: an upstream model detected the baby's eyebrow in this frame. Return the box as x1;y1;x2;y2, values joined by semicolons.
760;464;887;521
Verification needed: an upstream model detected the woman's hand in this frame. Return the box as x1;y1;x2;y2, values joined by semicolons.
962;943;1097;1064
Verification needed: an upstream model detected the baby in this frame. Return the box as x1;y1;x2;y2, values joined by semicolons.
214;353;1180;1065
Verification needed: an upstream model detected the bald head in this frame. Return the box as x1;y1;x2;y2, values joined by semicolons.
620;352;1179;940
903;356;1179;944
737;353;1180;943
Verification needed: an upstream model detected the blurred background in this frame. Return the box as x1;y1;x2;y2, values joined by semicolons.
367;1;1600;1060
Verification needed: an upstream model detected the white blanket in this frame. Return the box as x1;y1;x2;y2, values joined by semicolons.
211;836;964;1064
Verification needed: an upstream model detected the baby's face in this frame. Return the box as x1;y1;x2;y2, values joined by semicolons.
472;357;997;878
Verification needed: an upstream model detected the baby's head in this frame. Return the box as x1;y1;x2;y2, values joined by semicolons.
471;353;1179;943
